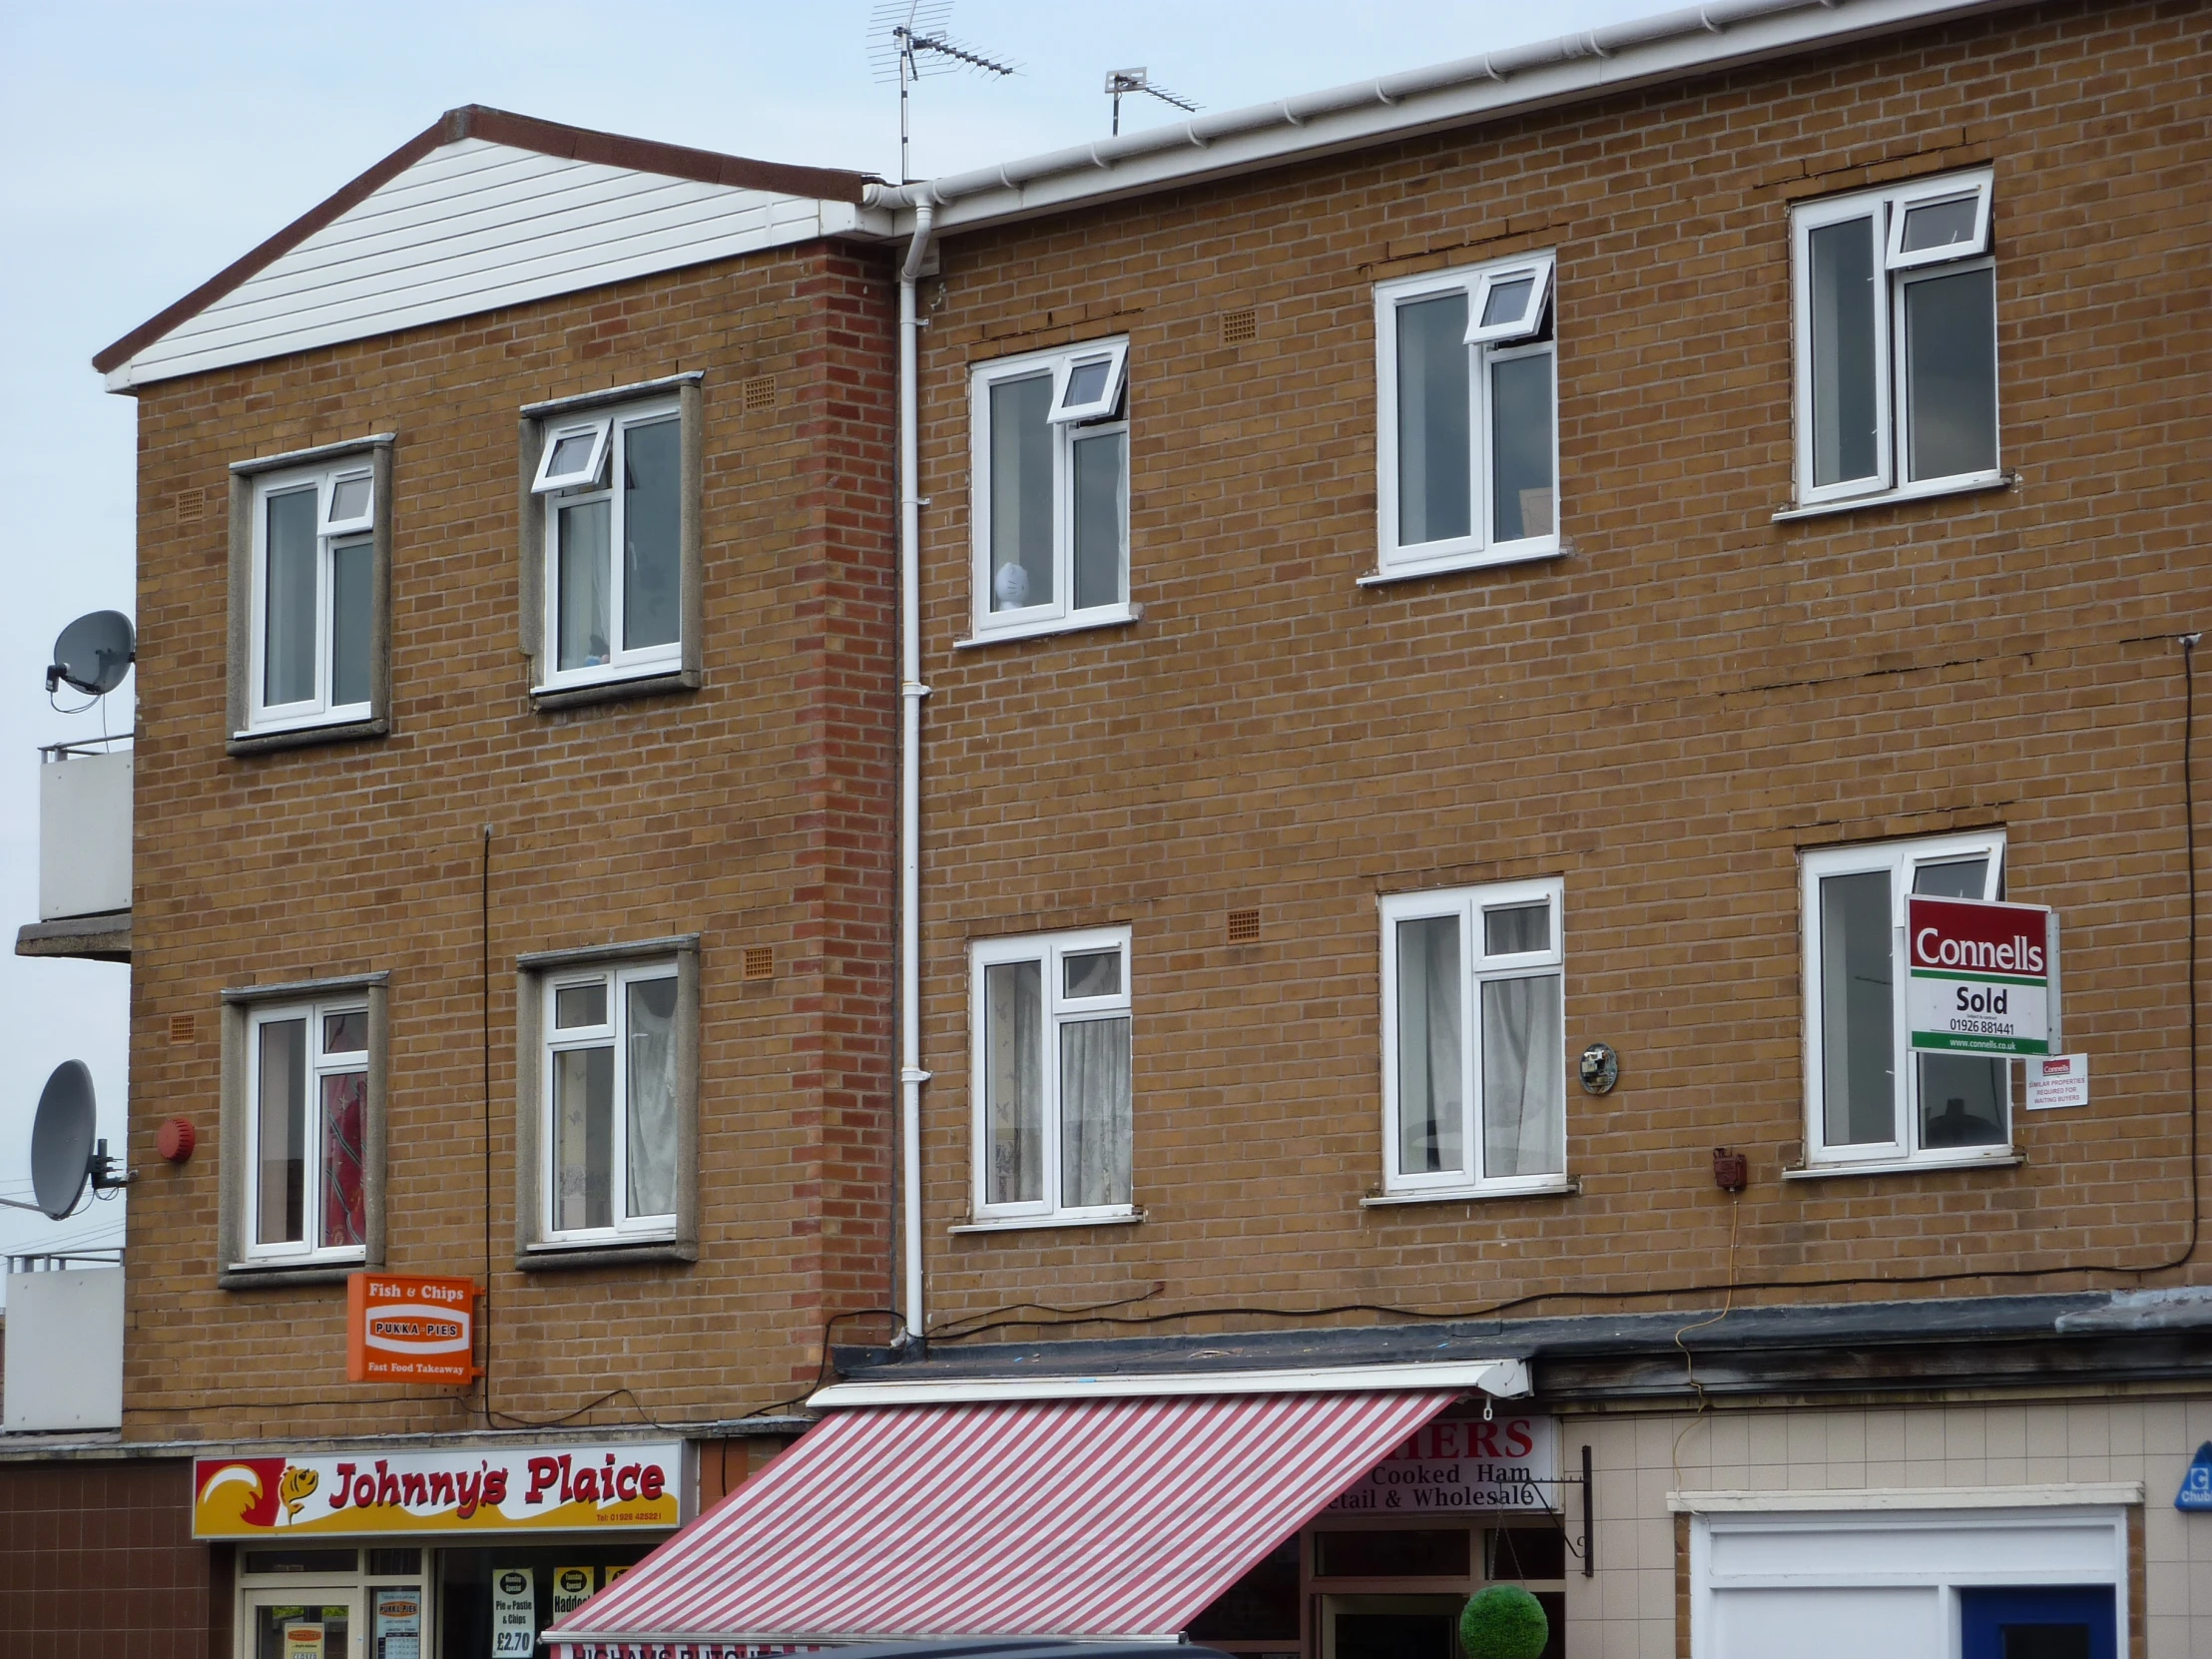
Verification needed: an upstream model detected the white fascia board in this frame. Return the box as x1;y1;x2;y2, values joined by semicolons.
1669;1483;2147;1514
807;1357;1531;1408
873;0;2034;238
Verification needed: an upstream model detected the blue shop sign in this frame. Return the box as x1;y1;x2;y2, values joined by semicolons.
2178;1442;2212;1512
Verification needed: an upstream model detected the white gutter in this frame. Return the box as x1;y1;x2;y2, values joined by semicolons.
860;0;2029;234
809;1357;1532;1408
895;202;937;1349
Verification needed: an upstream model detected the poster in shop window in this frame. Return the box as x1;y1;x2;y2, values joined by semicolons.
551;1567;597;1619
373;1589;422;1659
1324;1413;1559;1514
492;1569;536;1658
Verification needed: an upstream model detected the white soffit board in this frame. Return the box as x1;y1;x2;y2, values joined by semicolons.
109;138;858;389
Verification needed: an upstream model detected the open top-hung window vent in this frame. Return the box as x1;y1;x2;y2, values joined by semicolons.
1048;339;1129;424
1886;174;1993;270
532;417;613;494
1462;254;1555;346
319;469;375;536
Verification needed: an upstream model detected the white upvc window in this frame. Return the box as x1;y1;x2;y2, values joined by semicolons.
1376;252;1559;578
969;927;1134;1223
538;959;682;1244
969;340;1131;642
1381;878;1567;1197
1791;169;1999;509
533;398;682;689
249;463;376;732
244;999;369;1264
1802;831;2011;1168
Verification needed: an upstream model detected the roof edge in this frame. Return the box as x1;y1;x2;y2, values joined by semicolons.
863;0;2037;233
92;105;875;378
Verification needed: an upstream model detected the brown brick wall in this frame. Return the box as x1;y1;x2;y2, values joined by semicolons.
908;0;2212;1330
125;243;898;1437
0;1457;209;1659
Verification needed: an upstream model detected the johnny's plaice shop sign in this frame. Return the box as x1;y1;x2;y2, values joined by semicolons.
1326;1413;1558;1514
194;1441;683;1537
1907;894;2060;1057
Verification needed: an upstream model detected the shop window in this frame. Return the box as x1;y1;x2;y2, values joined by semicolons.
1380;878;1568;1198
218;975;387;1287
437;1542;659;1659
1486;1526;1567;1581
1375;253;1559;580
1189;1536;1300;1642
515;936;700;1266
228;437;392;751
1790;169;1999;512
967;927;1135;1226
967;339;1132;644
1801;831;2011;1169
519;374;703;706
1316;1530;1472;1578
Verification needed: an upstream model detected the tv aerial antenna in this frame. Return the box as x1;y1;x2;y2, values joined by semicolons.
1104;69;1199;137
868;1;1016;186
0;1061;132;1222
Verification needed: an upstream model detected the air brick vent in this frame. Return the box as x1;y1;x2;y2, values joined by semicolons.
1227;908;1261;944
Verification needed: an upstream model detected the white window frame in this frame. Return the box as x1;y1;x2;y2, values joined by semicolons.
1375;252;1561;580
1790;169;2000;510
1379;876;1567;1199
535;397;683;692
537;957;682;1247
1048;339;1130;424
968;925;1135;1225
531;415;613;494
247;463;376;734
242;998;370;1266
1801;830;2011;1170
317;466;376;536
968;339;1134;643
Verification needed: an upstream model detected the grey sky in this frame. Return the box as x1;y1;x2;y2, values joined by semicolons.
0;0;1664;1273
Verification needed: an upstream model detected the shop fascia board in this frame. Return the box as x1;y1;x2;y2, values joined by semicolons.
808;1358;1531;1408
859;0;2034;238
0;1418;816;1464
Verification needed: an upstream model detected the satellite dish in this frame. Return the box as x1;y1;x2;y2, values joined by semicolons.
47;611;136;697
29;1061;98;1220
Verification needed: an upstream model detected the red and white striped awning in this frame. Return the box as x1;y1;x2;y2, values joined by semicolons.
545;1384;1464;1655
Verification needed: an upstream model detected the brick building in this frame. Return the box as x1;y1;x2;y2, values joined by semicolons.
566;1;2212;1655
10;1;2211;1657
8;106;902;1659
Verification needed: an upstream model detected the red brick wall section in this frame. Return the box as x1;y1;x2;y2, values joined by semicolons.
906;0;2212;1331
0;1458;206;1659
124;242;897;1439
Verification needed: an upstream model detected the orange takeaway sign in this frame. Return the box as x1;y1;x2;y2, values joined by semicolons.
346;1273;479;1384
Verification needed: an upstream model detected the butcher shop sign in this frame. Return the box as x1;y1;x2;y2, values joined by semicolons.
1325;1413;1558;1514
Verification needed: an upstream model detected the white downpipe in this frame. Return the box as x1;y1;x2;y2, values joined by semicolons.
897;201;936;1348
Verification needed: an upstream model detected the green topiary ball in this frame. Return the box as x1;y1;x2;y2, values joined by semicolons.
1458;1584;1549;1659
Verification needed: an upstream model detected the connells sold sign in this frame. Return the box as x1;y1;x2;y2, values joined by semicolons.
1907;894;2060;1057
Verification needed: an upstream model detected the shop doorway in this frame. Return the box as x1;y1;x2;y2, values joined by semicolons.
1958;1586;2115;1659
1321;1594;1461;1659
